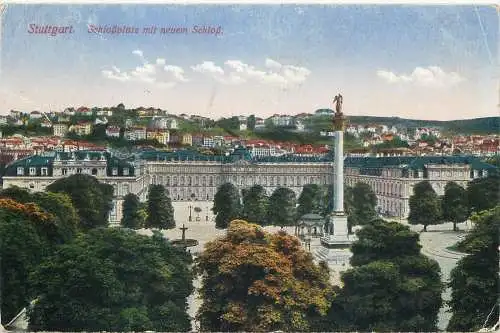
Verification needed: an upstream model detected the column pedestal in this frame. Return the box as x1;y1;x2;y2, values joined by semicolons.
320;213;356;249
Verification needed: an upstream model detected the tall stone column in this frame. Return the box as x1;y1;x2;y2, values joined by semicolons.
334;130;344;213
320;94;357;249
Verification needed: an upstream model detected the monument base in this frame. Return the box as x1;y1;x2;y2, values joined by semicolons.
320;214;356;249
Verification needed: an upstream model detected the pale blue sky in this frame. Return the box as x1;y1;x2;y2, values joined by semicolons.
1;4;497;120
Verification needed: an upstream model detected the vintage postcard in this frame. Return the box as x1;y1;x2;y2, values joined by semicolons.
0;2;498;333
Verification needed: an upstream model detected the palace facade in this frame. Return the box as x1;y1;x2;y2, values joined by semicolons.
2;148;496;224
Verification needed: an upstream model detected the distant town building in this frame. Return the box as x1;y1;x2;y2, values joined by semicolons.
52;123;69;137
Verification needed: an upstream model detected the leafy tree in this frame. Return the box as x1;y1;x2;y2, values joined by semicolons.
212;182;242;229
321;184;335;217
466;173;500;213
442;181;469;231
0;187;79;243
267;187;297;227
46;174;114;230
121;193;146;229
0;186;33;202
0;200;56;324
328;220;442;332
447;206;500;332
247;115;256;131
146;185;175;229
31;191;79;243
28;228;193;332
349;182;378;231
297;184;322;217
195;219;333;332
408;181;442;231
241;185;268;225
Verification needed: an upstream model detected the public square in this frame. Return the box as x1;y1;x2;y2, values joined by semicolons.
138;201;467;331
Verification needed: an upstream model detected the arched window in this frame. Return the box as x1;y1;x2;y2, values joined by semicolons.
91;168;98;176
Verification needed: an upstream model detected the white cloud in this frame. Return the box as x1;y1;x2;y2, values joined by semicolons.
191;61;224;75
102;50;187;88
191;58;311;88
377;66;465;87
132;49;144;58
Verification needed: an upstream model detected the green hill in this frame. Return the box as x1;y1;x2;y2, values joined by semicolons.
344;116;499;135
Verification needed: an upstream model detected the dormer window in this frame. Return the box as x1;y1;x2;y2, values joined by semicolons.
41;167;48;176
29;167;36;176
123;168;129;176
112;168;118;176
17;167;24;176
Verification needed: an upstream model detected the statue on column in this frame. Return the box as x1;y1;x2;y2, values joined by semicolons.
333;94;343;115
332;94;346;131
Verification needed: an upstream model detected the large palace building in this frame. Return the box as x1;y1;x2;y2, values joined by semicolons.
2;148;496;225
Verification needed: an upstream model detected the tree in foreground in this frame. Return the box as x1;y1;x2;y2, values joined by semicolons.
0;199;55;325
408;181;442;231
121;193;146;229
46;174;114;230
297;184;323;217
328;220;442;332
466;172;500;214
28;228;193;332
146;185;175;229
0;187;79;242
348;182;378;231
447;206;500;332
195;219;333;332
441;181;469;231
267;187;297;227
241;185;268;225
212;182;242;229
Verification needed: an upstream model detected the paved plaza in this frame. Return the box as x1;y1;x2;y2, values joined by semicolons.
138;202;467;331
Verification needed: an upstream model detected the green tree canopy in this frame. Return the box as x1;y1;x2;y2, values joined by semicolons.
212;182;242;229
195;219;333;332
241;185;268;225
121;193;146;229
408;181;442;231
247;115;256;131
0;199;56;324
0;187;79;242
447;206;500;332
267;187;297;227
328;220;442;332
466;173;500;214
28;228;193;332
349;182;378;230
442;181;469;231
46;174;114;230
297;184;323;217
146;185;175;229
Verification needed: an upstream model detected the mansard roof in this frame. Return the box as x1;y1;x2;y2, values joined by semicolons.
139;148;332;163
344;155;497;171
139;149;498;170
3;150;135;176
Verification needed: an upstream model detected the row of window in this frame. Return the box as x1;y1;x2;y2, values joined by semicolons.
17;166;131;177
152;174;332;187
